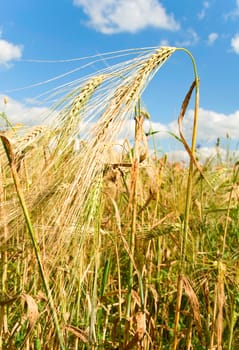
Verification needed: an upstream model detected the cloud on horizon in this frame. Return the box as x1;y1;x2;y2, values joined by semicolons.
2;96;239;156
73;0;180;34
2;94;239;166
0;95;49;126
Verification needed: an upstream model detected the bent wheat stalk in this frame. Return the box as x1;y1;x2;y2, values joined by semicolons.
173;48;200;350
0;134;65;350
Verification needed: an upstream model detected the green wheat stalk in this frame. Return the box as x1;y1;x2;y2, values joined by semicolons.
172;48;200;350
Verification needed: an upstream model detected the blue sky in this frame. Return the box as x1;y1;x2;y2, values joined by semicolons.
0;0;239;160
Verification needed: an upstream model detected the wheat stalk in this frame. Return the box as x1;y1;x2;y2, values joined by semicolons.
1;47;186;348
0;133;65;350
67;48;174;232
68;75;106;118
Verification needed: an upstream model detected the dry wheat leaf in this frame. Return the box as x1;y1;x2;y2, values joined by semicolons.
21;293;39;328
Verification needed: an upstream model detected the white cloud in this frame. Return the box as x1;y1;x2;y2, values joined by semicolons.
159;39;170;47
141;107;239;145
176;28;199;47
0;39;23;66
142;107;239;163
198;1;210;20
73;0;180;34
225;0;239;19
0;95;49;126
195;146;239;164
0;30;22;66
207;32;218;45
231;33;239;54
182;108;239;142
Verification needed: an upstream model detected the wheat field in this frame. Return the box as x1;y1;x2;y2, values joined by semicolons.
0;46;239;349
